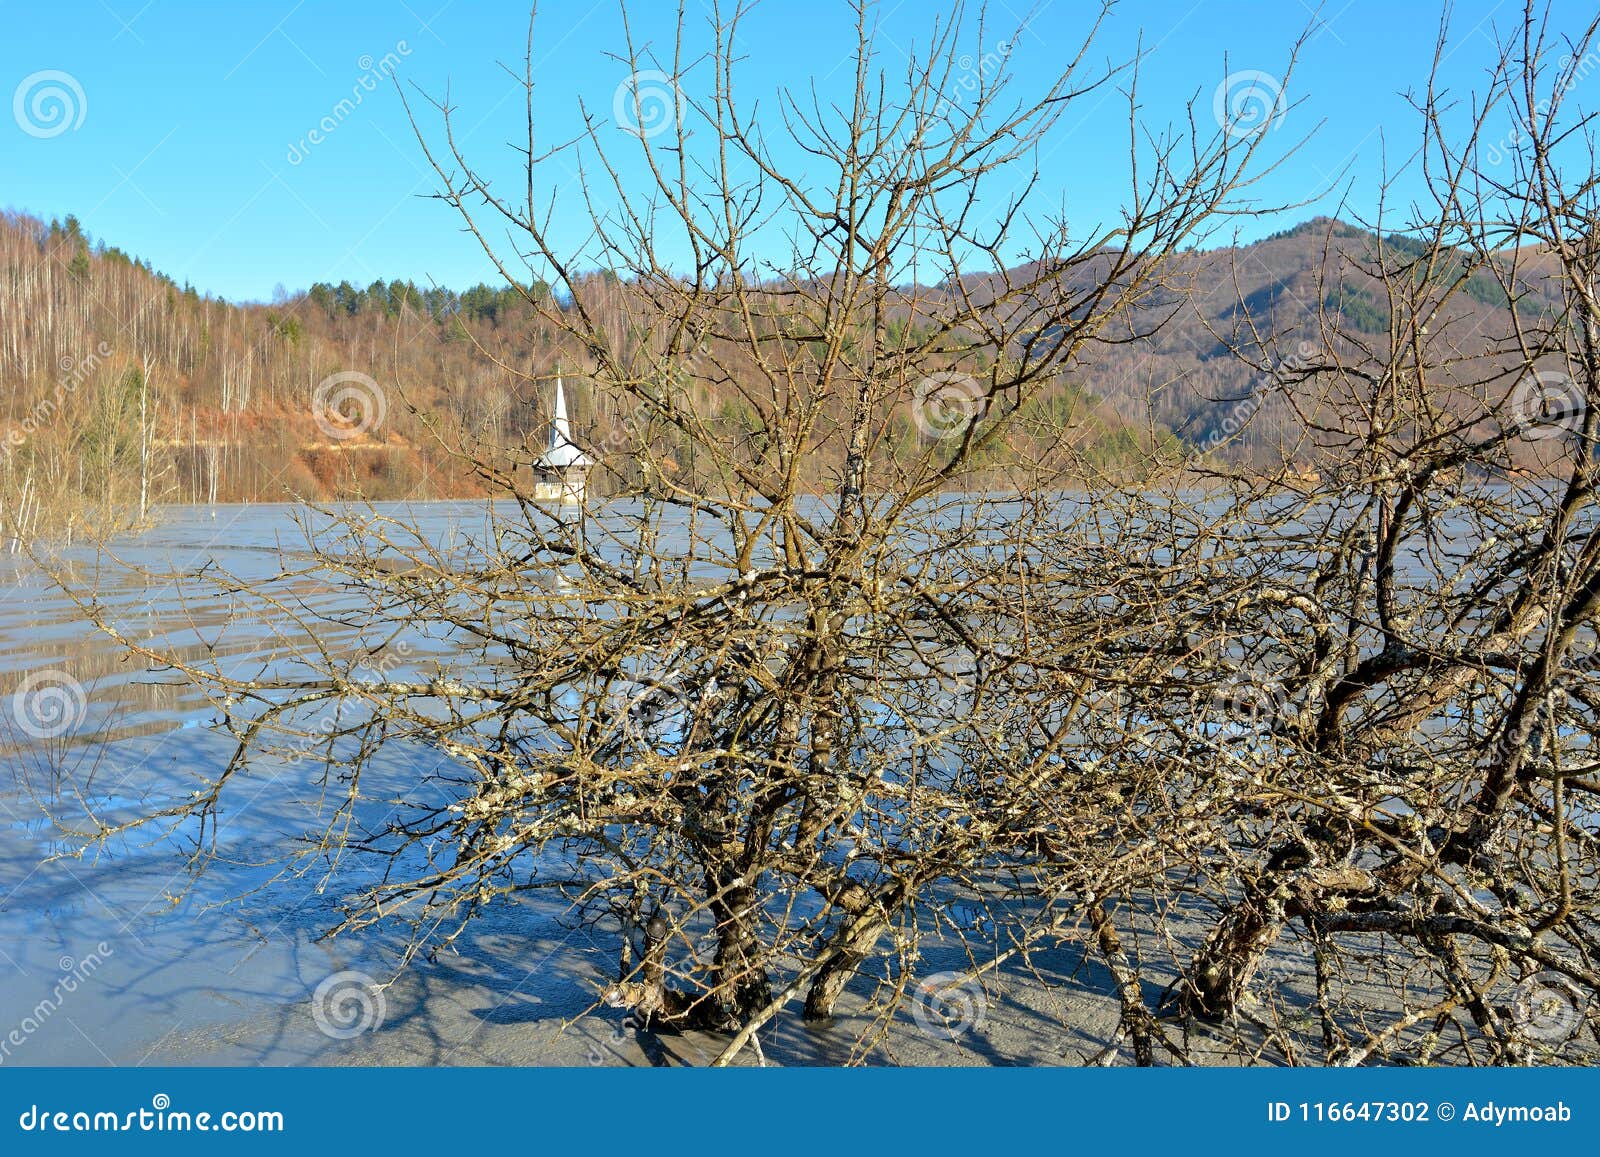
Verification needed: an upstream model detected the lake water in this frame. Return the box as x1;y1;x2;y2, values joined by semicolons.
0;502;1129;1067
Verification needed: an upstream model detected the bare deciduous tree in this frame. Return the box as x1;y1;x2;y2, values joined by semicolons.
1057;3;1600;1063
60;0;1289;1062
61;2;1600;1067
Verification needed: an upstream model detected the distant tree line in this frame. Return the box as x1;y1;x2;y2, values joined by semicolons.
301;277;553;325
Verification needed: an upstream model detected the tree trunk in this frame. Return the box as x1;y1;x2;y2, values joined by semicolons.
804;912;885;1020
1186;860;1378;1019
707;867;771;1025
138;354;153;523
1185;887;1285;1020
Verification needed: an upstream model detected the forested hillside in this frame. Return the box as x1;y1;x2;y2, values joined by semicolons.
989;216;1567;470
0;209;1568;544
0;210;566;541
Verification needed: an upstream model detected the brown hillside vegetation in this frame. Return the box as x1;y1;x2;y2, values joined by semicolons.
0;209;1155;537
0;207;1575;544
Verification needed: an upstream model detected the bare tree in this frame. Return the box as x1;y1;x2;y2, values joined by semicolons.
1047;3;1600;1064
70;0;1600;1073
58;0;1295;1062
58;0;1600;1070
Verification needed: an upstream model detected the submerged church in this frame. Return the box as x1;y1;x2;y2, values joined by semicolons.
531;376;590;504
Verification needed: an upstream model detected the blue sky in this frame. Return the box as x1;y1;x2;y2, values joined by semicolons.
0;0;1588;302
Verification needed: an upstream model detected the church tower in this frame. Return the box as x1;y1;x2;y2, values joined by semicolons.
532;376;590;503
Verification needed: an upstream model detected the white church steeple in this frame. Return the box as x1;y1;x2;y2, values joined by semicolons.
532;375;590;503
